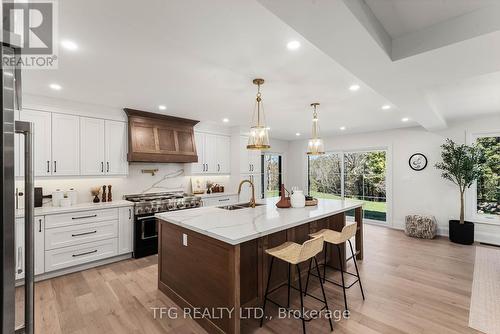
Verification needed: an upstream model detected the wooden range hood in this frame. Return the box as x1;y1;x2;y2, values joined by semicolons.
124;108;199;163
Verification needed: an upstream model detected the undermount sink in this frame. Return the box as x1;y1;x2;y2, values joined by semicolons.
217;203;265;210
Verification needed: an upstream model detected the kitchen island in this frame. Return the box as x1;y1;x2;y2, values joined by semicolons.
156;198;363;334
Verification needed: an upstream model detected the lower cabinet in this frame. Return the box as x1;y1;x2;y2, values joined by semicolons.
15;216;45;280
15;205;134;279
202;195;238;207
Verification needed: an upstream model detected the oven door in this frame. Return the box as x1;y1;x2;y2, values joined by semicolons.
134;215;158;258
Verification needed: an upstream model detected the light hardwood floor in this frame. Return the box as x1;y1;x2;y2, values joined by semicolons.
16;224;482;334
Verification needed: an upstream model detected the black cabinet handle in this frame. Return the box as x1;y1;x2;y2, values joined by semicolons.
72;214;97;220
54;161;57;173
101;162;104;173
71;230;97;237
217;164;220;172
72;249;97;257
38;219;42;233
107;162;110;173
129;208;132;220
47;161;50;173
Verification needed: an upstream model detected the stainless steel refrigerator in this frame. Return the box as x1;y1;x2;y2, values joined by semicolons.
1;41;35;333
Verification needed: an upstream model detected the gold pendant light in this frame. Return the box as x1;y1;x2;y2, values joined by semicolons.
247;78;271;150
307;102;325;155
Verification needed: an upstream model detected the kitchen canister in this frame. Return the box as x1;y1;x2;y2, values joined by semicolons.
290;189;306;208
67;188;78;205
52;189;64;207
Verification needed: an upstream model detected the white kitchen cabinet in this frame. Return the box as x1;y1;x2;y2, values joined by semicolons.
15;216;45;279
201;194;238;207
105;120;128;175
118;206;133;254
80;119;128;176
239;136;261;174
216;135;230;174
19;109;52;176
52;113;80;176
80;117;105;175
188;132;230;175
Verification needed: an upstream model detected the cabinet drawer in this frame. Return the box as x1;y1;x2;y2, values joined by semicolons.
45;220;118;250
45;208;119;229
45;238;118;272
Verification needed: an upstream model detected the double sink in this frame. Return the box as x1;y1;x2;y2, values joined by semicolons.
217;203;265;210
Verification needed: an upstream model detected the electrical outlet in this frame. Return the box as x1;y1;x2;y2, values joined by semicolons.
182;233;188;246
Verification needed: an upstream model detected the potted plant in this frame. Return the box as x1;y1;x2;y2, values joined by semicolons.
435;139;484;245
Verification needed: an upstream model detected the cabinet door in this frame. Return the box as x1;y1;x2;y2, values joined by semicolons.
192;132;205;173
52;113;80;175
105;120;128;175
239;136;251;173
250;150;262;174
216;135;230;174
34;216;45;275
118;207;133;254
15;218;24;280
80;117;105;175
204;134;217;173
20;109;52;176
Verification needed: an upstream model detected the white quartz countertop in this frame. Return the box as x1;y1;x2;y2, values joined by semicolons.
156;198;363;245
15;200;134;218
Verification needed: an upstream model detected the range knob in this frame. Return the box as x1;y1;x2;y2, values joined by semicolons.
137;208;143;214
144;207;151;213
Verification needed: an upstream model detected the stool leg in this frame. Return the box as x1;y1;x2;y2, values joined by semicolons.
304;258;313;296
323;243;327;283
296;264;307;334
287;263;291;308
314;257;333;332
337;244;348;311
348;239;365;300
260;257;275;327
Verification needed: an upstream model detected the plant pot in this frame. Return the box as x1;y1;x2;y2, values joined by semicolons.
449;220;474;245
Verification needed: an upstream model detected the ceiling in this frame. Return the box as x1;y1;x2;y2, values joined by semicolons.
23;0;500;141
364;0;496;38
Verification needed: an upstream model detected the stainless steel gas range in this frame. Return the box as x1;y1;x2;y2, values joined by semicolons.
124;192;202;258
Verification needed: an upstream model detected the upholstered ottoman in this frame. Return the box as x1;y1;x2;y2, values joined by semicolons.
405;215;437;239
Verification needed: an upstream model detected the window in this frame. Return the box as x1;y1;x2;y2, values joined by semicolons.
469;132;499;222
262;153;282;198
308;150;388;222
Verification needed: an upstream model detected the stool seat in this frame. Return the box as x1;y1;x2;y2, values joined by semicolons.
309;229;344;244
265;242;303;264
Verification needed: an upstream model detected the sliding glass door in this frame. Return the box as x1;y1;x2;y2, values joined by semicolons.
308;150;388;222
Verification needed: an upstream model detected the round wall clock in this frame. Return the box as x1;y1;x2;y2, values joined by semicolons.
409;153;428;171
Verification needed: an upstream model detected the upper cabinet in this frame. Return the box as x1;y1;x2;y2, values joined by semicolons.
19;109;52;176
105;120;128;175
239;136;261;174
125;108;199;163
187;131;231;175
16;109;128;177
52;113;80;176
80;118;129;176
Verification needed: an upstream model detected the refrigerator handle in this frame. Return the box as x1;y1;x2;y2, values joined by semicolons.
15;120;34;334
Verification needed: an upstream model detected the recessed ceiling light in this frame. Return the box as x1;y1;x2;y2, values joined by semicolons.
61;40;78;51
381;104;391;110
340;126;346;131
287;40;301;50
401;117;409;122
158;105;167;110
349;84;360;91
49;83;62;90
295;132;301;136
222;118;229;123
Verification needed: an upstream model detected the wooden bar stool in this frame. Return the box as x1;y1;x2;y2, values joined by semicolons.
304;223;365;311
260;236;333;333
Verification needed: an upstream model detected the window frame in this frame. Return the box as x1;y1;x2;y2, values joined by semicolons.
467;130;500;225
261;152;283;198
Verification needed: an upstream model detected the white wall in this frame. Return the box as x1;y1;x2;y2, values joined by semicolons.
287;114;500;242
